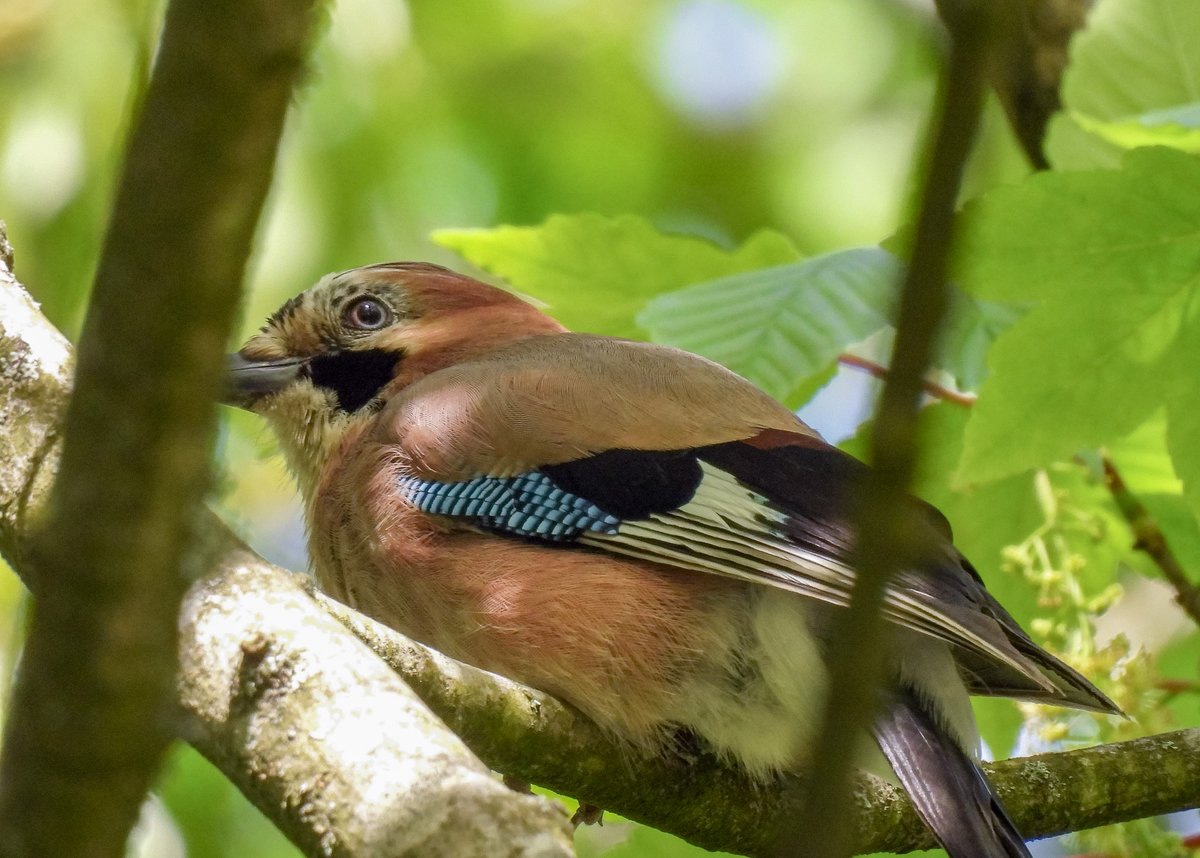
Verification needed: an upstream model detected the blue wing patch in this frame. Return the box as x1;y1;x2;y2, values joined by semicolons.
399;471;622;541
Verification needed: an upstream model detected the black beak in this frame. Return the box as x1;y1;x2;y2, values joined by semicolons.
223;353;310;409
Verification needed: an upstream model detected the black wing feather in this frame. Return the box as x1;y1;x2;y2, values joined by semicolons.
875;686;1032;858
541;449;702;519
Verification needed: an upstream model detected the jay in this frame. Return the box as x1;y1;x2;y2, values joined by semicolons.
225;261;1119;858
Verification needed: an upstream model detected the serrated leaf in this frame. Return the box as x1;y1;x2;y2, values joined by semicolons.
637;248;897;403
880;231;1021;392
1048;0;1200;169
434;213;799;338
953;147;1200;488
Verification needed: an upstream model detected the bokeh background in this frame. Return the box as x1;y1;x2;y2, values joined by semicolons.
0;0;1054;855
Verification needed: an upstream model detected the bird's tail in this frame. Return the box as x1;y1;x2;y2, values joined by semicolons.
873;686;1031;858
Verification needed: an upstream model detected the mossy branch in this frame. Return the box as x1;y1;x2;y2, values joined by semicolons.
0;0;323;851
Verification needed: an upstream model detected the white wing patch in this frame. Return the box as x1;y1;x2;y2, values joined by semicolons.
581;463;1052;689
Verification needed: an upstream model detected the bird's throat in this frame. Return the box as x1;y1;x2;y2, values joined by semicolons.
309;349;402;413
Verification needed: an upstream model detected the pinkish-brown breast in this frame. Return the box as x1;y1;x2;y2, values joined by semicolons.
308;436;750;746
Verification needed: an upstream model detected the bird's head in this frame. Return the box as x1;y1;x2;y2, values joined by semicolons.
225;261;564;492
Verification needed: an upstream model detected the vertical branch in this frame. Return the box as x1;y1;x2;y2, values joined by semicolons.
0;1;321;855
785;6;1001;857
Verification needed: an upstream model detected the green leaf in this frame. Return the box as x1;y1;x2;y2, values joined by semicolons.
972;696;1025;761
1158;629;1200;727
1105;413;1200;587
1048;0;1200;169
434;214;799;338
1063;0;1200;121
953;147;1200;488
1166;326;1200;519
935;292;1023;391
1107;411;1182;495
1072;107;1200;154
1139;493;1200;580
637;248;897;404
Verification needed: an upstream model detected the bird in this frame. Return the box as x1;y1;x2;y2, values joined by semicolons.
224;261;1119;858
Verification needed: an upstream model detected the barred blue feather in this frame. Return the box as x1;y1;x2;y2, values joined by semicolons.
399;471;622;540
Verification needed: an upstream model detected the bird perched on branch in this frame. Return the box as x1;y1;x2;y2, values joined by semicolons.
225;262;1118;858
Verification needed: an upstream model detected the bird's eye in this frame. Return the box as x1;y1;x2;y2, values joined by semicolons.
343;296;392;331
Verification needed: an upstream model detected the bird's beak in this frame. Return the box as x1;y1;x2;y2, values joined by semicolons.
223;353;310;409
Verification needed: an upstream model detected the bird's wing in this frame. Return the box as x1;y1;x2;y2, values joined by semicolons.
875;685;1032;858
378;333;1118;713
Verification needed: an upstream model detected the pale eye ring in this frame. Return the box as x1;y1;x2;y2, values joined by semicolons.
343;296;392;330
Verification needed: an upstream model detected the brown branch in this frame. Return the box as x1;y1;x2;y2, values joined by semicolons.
837;353;978;407
0;0;321;853
792;7;1001;857
1101;455;1200;628
3;237;1200;857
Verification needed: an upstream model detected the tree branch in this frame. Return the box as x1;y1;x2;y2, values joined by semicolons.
792;8;1001;856
1101;455;1200;628
0;0;323;853
3;229;1199;857
180;531;576;858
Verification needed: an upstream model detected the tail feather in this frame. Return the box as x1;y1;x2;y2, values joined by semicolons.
874;687;1031;858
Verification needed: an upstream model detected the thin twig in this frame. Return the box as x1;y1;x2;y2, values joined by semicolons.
837;353;978;407
1101;455;1200;628
789;7;1001;857
1156;678;1200;696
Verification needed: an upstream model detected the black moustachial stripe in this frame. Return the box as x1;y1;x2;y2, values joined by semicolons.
309;349;401;412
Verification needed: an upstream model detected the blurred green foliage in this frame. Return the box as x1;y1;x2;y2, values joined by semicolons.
4;0;1200;855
